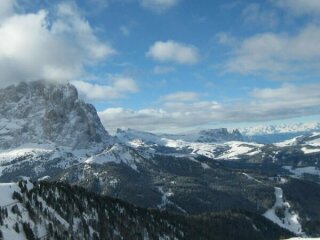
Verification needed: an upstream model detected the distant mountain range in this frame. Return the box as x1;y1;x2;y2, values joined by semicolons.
240;122;320;143
241;122;320;136
1;81;320;239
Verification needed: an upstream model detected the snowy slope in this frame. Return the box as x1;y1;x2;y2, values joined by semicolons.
275;133;320;154
0;181;42;240
264;187;303;235
116;128;263;160
85;143;142;171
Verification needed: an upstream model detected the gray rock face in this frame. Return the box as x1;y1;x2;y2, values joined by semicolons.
0;81;112;149
197;128;243;142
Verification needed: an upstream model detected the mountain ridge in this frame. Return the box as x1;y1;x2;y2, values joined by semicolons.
1;81;320;238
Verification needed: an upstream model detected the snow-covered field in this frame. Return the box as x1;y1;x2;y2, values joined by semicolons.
216;141;262;159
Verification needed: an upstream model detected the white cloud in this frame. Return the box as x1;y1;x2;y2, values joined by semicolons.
153;65;175;74
0;1;115;87
139;0;179;13
161;92;199;102
274;0;320;16
224;25;320;79
99;83;320;133
97;101;224;133
0;0;15;21
242;3;278;28
72;76;139;101
147;40;199;65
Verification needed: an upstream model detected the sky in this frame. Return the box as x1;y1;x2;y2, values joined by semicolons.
0;0;320;133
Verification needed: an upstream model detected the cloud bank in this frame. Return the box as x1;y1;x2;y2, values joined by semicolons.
99;84;320;133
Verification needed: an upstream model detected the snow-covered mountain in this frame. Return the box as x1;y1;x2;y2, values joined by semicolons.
116;128;261;160
0;81;115;182
0;81;113;150
1;81;320;238
240;122;320;143
241;122;320;136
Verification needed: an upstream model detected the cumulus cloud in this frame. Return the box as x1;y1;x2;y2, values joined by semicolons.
0;1;115;87
147;40;199;65
224;25;320;79
139;0;180;13
72;76;139;101
274;0;320;16
99;83;320;133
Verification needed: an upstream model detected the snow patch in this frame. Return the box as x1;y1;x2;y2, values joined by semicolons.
263;187;303;235
301;147;320;154
283;166;320;178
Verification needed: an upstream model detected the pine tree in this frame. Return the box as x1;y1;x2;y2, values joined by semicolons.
23;222;36;240
14;222;20;233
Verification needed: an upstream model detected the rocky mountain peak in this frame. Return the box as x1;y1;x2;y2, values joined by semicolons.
197;128;243;142
0;81;112;150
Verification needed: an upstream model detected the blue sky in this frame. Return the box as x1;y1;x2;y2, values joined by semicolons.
0;0;320;133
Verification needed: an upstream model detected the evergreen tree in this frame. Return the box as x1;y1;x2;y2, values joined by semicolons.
23;222;36;240
14;222;20;233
